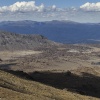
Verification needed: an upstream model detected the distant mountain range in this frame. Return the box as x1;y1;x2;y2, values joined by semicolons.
0;20;100;44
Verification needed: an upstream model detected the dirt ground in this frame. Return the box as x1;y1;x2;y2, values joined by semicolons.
0;44;100;74
0;44;100;100
0;50;42;60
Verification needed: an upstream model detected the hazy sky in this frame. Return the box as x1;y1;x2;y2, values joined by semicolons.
0;0;100;23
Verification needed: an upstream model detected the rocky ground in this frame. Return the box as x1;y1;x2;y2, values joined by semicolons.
0;31;100;100
0;44;100;100
0;43;100;73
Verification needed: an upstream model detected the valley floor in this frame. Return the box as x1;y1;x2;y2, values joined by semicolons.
0;44;100;100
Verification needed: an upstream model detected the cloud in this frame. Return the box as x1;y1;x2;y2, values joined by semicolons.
0;1;100;23
0;1;58;14
0;1;45;13
80;2;100;11
51;5;56;10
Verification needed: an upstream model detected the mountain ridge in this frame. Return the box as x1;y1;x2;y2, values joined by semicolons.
0;31;59;51
0;20;100;44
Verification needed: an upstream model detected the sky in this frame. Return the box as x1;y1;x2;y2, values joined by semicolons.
0;0;100;23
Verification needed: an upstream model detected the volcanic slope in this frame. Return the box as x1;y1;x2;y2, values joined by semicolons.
0;69;99;100
0;31;59;51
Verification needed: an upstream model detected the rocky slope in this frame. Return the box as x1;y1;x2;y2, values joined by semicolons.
0;31;59;51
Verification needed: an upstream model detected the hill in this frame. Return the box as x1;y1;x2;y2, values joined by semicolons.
0;20;100;43
0;31;59;51
0;69;99;100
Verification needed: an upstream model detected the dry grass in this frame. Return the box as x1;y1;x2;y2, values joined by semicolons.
0;69;99;100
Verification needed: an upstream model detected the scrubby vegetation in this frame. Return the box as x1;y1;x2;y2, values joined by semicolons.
0;69;99;100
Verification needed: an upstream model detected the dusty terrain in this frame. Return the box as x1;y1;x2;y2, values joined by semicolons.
0;44;100;100
0;44;100;72
0;50;42;60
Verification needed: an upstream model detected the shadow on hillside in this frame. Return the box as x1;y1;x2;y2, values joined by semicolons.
29;71;100;98
0;69;34;81
0;63;17;70
1;69;100;98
